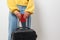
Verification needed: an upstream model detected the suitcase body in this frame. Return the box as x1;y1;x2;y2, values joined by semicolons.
11;27;37;40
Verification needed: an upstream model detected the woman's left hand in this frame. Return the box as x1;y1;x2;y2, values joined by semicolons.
23;12;31;19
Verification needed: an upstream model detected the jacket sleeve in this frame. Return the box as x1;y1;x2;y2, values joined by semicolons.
25;0;35;14
7;0;20;13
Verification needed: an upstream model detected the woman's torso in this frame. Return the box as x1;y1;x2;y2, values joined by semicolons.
15;0;29;6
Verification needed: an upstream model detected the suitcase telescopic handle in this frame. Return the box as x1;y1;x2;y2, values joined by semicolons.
18;14;30;29
19;14;26;27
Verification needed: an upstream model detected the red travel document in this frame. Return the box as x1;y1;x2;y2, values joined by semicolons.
20;14;26;22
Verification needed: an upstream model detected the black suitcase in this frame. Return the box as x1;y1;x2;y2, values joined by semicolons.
11;27;37;40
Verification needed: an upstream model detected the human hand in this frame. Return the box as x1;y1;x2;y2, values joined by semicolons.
23;12;31;19
14;11;21;19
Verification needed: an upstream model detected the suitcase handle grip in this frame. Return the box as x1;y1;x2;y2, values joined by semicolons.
16;27;30;30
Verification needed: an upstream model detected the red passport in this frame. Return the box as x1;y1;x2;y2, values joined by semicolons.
20;14;26;22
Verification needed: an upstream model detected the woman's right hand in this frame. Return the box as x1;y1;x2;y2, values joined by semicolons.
14;11;21;19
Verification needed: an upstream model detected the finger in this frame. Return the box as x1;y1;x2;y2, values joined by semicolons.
17;14;21;20
23;14;27;19
19;15;21;19
23;15;26;19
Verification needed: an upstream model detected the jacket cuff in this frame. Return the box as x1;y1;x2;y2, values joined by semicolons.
25;11;33;14
12;9;20;13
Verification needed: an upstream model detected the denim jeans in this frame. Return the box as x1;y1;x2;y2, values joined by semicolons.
8;5;31;40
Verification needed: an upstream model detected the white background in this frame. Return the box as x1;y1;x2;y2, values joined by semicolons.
0;0;60;40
